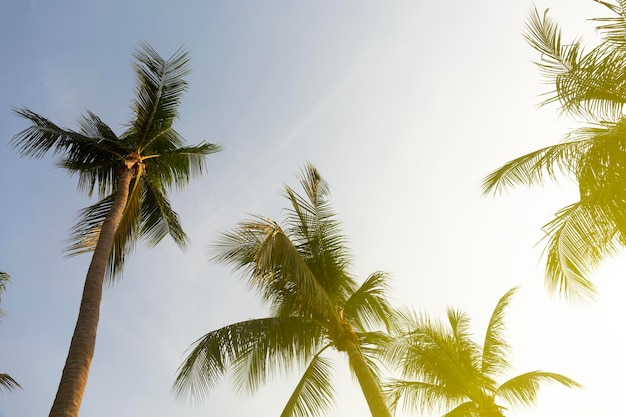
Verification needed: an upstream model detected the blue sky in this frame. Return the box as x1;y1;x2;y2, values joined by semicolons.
0;1;621;416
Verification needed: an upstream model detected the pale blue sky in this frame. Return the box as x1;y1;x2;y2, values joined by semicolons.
0;1;620;416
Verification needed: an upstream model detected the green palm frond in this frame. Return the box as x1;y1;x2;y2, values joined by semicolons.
343;272;396;332
279;346;335;417
481;288;516;379
385;379;464;415
481;137;593;195
140;181;187;248
525;5;626;119
542;200;618;300
147;141;222;190
523;5;584;82
174;317;325;402
130;42;191;149
593;0;626;45
0;374;21;392
283;163;354;300
496;371;581;409
213;216;335;318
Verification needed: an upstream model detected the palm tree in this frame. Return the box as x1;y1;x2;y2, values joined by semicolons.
482;2;626;300
0;270;21;393
11;43;220;417
174;163;394;417
385;288;581;417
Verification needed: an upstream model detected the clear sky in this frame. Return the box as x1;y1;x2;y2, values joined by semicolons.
0;1;621;416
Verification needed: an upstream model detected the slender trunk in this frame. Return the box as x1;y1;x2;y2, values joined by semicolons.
344;339;392;417
49;167;134;417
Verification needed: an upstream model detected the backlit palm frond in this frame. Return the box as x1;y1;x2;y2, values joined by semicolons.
525;5;626;119
279;346;335;417
65;195;116;257
11;109;127;198
481;139;592;195
130;42;191;149
593;0;626;45
213;216;334;317
174;317;324;403
496;371;581;409
147;138;222;190
523;5;584;93
385;379;463;416
0;374;21;392
542;200;618;300
283;163;354;299
343;272;396;332
139;180;187;249
554;43;626;120
481;288;517;379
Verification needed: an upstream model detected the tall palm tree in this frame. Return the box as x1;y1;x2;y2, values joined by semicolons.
11;43;220;417
174;164;394;417
0;270;21;393
482;1;626;300
385;288;580;417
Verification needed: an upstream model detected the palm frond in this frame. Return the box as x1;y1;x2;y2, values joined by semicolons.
343;272;396;332
525;4;626;119
130;42;191;149
283;163;354;300
173;317;324;403
147;140;222;190
481;137;593;195
593;0;626;45
496;371;581;408
212;216;335;317
481;288;517;379
0;374;21;392
0;271;9;300
523;5;584;92
279;346;335;417
385;379;464;415
542;200;619;300
139;180;188;249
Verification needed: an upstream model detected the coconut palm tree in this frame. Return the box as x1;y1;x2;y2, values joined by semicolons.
174;163;394;417
385;288;581;417
482;2;626;300
0;270;21;393
11;43;220;417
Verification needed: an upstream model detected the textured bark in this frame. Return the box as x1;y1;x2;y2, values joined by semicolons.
49;167;134;417
344;339;392;417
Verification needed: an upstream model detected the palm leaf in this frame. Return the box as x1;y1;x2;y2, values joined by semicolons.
481;288;517;379
481;137;593;195
213;216;335;318
542;200;617;300
174;317;325;402
279;346;335;417
343;272;395;332
130;42;191;149
0;374;21;392
385;379;464;415
496;371;581;408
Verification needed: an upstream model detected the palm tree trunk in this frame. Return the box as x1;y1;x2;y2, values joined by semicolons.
49;167;134;417
344;339;392;417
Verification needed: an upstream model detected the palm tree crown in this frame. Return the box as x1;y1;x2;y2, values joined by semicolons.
385;288;581;417
174;163;395;417
11;43;220;417
482;2;626;300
